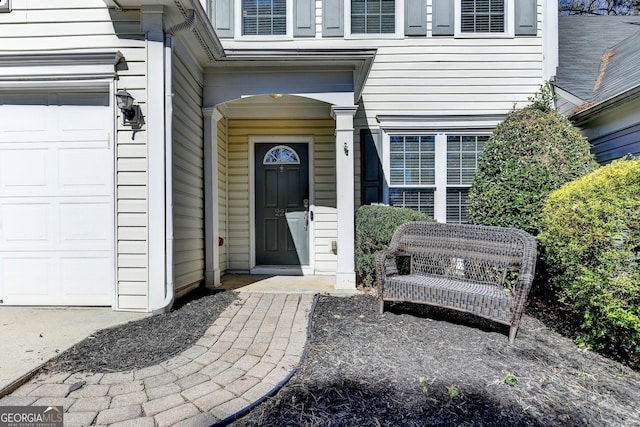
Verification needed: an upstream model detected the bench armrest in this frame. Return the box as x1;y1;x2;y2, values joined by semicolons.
375;250;400;291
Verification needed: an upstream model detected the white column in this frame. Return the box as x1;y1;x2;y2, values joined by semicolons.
142;5;169;312
331;105;358;289
203;107;223;288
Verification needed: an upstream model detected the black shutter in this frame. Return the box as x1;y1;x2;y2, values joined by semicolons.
361;129;384;205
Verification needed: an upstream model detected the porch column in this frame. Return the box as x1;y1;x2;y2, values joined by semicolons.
331;105;358;289
203;107;223;288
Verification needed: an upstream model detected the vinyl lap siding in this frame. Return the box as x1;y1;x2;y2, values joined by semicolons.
114;11;148;310
590;123;640;165
0;1;150;310
226;119;337;272
360;40;544;125
172;42;205;294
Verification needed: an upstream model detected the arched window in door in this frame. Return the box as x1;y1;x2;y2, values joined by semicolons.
262;145;301;165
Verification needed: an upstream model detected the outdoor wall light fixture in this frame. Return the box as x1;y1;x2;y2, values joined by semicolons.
115;90;141;126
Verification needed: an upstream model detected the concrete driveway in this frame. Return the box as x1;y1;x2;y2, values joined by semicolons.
0;307;147;395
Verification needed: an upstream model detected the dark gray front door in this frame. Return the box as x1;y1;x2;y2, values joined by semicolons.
255;143;309;266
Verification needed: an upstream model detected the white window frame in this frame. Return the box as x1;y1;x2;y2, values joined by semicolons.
345;0;404;39
235;0;294;39
455;0;515;38
382;129;491;223
0;0;10;12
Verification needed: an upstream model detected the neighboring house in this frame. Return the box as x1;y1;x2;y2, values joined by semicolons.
0;0;557;312
553;15;640;164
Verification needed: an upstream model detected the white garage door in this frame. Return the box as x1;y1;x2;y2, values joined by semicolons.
0;91;114;306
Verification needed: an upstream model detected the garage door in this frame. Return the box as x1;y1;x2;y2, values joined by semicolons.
0;91;114;306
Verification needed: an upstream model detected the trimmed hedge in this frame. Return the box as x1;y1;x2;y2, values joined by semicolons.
538;157;640;359
468;106;598;236
355;205;431;287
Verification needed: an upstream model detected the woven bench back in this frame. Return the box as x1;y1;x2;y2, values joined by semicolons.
388;222;534;288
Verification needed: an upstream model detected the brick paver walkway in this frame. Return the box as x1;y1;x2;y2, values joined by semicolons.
0;293;315;426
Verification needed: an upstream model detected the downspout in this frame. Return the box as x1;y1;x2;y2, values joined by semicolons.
155;9;197;314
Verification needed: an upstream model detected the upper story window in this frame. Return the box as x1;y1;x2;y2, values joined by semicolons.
242;0;286;35
351;0;396;34
210;0;536;39
460;0;505;33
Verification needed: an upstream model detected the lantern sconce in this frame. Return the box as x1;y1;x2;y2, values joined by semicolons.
115;90;142;127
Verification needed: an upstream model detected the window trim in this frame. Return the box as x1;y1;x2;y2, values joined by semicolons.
454;0;515;38
235;0;294;39
345;0;404;39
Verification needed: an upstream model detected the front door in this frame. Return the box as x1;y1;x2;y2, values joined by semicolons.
255;143;309;266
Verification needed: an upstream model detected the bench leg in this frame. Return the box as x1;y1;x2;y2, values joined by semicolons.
379;298;385;314
508;325;518;344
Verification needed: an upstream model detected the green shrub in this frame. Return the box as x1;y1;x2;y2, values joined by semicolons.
538;157;640;359
355;205;431;287
467;106;598;236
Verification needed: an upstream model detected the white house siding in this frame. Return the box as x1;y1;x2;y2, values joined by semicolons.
171;38;205;295
219;6;545;128
0;1;150;310
226;118;337;272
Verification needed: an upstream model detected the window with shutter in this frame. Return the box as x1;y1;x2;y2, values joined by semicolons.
351;0;396;34
460;0;505;33
242;0;287;35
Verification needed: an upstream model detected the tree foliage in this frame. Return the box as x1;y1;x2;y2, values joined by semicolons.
559;0;640;15
538;157;640;359
467;93;599;236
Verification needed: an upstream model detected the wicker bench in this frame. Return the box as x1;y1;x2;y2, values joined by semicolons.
376;222;536;344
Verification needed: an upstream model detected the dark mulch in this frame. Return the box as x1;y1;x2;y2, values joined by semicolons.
232;293;640;427
43;287;640;426
43;288;239;373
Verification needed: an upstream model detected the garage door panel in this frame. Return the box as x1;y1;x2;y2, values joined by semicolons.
59;146;111;194
1;253;112;305
0;105;52;142
1;202;51;246
1;256;53;298
0;148;49;193
60;256;111;298
0;92;114;306
60;200;112;249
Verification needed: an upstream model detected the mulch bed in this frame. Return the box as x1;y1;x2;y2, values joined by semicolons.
44;288;239;373
231;293;640;426
44;287;640;426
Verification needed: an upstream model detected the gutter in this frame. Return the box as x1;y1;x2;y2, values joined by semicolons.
570;84;640;126
154;9;198;314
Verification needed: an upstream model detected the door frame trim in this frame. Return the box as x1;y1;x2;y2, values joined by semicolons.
249;135;315;275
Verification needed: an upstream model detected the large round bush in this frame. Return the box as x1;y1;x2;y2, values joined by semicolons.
355;205;431;287
467;107;598;235
538;157;640;360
